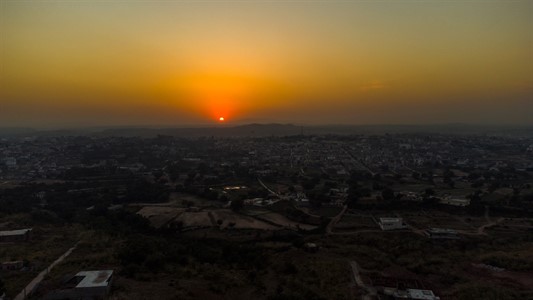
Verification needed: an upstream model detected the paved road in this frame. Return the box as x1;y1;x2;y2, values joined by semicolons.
15;242;79;300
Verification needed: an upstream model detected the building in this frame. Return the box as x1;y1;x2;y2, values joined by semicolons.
0;228;32;243
371;275;440;300
426;228;459;239
303;242;319;253
4;157;16;168
43;270;114;300
439;197;470;207
406;289;440;300
1;261;24;271
388;289;440;300
378;218;406;231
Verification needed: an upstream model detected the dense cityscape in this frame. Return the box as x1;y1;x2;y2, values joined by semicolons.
1;127;532;299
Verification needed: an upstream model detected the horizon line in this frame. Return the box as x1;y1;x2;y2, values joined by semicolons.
1;122;533;132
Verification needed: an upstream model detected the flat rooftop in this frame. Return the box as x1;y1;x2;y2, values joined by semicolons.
0;228;32;237
407;289;440;300
75;270;113;288
428;228;457;234
379;218;402;222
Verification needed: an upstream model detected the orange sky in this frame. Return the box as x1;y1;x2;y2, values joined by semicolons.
1;1;532;127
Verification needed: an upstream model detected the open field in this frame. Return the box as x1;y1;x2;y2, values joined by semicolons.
168;192;222;207
252;212;318;231
136;206;185;228
334;215;378;231
0;215;82;298
210;210;278;230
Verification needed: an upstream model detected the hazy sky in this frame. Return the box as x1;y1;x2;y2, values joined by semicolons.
1;0;532;127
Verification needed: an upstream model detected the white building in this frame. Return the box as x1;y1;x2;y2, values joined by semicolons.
439;197;470;207
0;228;32;243
405;289;440;300
426;228;459;239
378;218;407;231
44;270;114;300
382;288;440;300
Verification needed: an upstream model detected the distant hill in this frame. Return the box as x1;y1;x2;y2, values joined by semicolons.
96;123;302;137
1;123;532;138
0;127;37;137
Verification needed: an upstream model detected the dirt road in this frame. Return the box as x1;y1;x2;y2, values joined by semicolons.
326;205;348;234
350;260;376;300
15;242;79;300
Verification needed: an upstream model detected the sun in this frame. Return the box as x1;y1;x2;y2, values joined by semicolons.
219;117;225;122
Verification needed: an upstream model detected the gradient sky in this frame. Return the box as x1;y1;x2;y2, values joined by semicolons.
1;0;532;127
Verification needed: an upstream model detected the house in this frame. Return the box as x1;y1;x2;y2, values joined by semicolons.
0;228;32;243
370;275;440;300
378;218;407;231
4;157;16;168
303;242;319;253
43;270;114;300
406;289;440;300
439;197;470;207
426;228;459;239
389;289;440;300
1;260;24;271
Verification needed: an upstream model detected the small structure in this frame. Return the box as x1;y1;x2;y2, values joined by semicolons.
43;270;114;300
404;289;440;300
378;218;406;231
439;197;470;207
303;242;319;253
426;228;459;239
0;228;32;243
1;260;24;271
4;157;16;168
378;287;440;300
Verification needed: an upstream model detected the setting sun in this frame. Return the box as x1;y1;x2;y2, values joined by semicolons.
219;117;225;122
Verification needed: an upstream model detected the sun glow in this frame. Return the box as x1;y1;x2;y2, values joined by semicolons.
219;117;225;122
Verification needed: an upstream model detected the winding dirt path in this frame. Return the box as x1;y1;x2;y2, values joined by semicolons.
350;260;377;300
326;205;348;234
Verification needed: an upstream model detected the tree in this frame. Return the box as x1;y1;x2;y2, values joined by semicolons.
308;190;327;208
424;188;435;197
116;238;153;265
467;190;484;215
166;163;181;182
381;188;395;201
0;277;5;296
347;181;361;208
443;170;455;188
423;195;439;206
230;199;244;211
